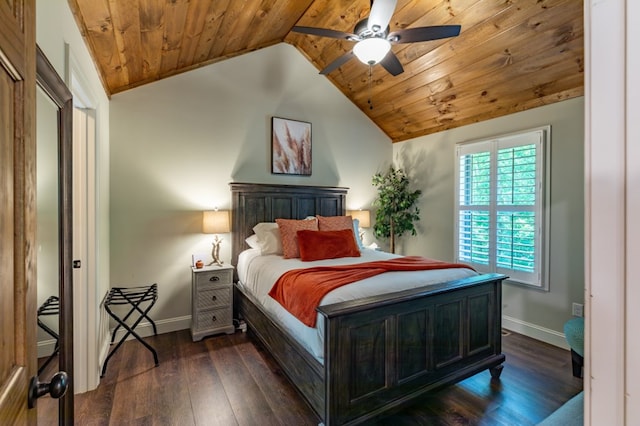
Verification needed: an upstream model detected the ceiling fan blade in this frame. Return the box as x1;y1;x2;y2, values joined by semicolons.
368;0;397;33
379;51;404;76
320;50;355;75
292;26;358;40
388;25;461;43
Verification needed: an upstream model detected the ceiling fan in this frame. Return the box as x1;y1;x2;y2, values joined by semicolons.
292;0;461;76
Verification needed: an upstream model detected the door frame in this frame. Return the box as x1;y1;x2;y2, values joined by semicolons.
65;42;101;392
36;45;74;422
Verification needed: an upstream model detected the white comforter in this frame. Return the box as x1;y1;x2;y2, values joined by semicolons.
237;248;477;363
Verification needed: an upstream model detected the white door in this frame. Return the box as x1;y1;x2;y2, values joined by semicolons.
72;106;97;393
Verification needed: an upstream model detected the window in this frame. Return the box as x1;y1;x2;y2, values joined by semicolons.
455;127;549;289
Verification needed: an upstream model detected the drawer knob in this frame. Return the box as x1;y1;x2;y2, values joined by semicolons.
211;315;217;322
211;295;217;302
209;276;220;282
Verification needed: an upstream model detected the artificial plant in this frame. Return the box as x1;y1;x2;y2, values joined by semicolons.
372;166;422;253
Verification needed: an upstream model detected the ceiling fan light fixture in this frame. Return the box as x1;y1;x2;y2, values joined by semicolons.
353;37;391;65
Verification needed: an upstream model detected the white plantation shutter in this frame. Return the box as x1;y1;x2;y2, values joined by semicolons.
458;147;491;266
455;128;548;289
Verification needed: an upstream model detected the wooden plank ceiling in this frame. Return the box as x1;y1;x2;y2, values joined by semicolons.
67;0;583;142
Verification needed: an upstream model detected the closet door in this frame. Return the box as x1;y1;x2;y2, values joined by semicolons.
0;0;37;423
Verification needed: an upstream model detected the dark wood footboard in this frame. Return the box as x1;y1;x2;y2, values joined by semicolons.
319;273;506;425
235;273;506;425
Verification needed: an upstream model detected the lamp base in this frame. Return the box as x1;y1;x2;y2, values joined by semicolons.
207;236;224;267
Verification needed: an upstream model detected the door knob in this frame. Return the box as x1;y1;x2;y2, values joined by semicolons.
28;371;68;409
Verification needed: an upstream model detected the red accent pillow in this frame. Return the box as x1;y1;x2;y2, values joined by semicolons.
276;218;318;259
297;229;361;262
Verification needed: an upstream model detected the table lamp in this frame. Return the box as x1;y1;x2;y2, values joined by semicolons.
348;209;370;242
203;210;230;266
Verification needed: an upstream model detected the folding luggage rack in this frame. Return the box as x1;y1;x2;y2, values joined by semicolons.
37;295;60;375
101;283;159;377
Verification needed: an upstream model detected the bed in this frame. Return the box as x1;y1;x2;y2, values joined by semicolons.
230;182;506;425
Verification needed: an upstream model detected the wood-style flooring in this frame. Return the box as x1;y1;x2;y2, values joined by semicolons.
37;329;583;425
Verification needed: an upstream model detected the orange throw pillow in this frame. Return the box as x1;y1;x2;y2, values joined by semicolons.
297;229;361;261
316;215;359;247
316;215;353;231
276;218;318;258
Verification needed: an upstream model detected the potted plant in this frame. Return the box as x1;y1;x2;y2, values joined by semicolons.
372;166;422;253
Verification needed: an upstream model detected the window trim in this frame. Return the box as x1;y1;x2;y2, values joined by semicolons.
454;126;551;291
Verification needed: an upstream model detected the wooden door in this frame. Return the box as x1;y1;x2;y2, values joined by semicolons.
0;0;37;423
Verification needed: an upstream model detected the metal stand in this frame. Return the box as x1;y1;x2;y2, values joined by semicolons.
101;284;159;377
36;296;60;375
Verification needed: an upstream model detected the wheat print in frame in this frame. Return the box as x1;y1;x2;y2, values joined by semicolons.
271;117;312;176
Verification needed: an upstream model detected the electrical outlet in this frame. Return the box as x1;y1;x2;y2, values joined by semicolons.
572;302;584;317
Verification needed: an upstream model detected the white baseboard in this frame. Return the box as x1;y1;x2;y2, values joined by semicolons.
97;315;191;379
109;315;191;343
38;322;191;365
502;315;570;350
38;316;192;370
37;339;57;359
44;314;566;367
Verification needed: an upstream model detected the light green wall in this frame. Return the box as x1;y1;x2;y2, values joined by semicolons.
35;0;111;334
393;97;585;345
109;43;392;322
36;88;60;340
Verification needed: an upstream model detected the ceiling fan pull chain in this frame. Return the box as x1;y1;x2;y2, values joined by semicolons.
368;65;374;110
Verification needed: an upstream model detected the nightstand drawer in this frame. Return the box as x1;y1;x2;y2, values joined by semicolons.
197;286;231;310
196;307;232;329
195;269;232;287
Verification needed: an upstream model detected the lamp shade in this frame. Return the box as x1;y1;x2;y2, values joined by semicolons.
353;38;391;65
203;210;230;234
348;210;371;228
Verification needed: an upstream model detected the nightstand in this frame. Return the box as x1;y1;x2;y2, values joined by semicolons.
190;264;235;341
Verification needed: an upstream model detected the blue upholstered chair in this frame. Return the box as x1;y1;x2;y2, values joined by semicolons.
564;317;584;378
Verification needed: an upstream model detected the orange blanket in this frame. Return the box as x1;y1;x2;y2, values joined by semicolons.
268;256;474;327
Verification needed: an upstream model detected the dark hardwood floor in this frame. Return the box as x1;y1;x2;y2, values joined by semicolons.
37;329;582;425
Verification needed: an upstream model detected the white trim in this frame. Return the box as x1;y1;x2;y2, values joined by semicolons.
66;41;101;393
37;338;58;359
72;106;89;393
626;0;640;422
65;42;98;109
109;315;192;344
585;1;631;424
98;297;111;376
583;2;592;423
454;126;550;289
502;315;569;350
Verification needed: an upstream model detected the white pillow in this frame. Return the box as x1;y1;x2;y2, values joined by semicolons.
245;234;261;250
353;218;364;248
252;222;283;255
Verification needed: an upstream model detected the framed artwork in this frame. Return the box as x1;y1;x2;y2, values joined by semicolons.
271;117;312;175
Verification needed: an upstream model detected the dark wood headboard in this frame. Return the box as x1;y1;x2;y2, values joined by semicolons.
230;182;348;269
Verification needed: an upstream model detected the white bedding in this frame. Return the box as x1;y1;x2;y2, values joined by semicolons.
237;248;478;363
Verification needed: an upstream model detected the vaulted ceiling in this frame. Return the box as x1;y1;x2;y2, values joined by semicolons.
67;0;583;142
